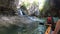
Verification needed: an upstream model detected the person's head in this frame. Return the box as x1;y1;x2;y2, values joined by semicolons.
48;13;51;17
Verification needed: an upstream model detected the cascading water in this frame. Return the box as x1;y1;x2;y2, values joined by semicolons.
18;9;24;16
17;8;45;23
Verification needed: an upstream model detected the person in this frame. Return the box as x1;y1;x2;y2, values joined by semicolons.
47;14;56;34
47;16;52;24
53;20;60;34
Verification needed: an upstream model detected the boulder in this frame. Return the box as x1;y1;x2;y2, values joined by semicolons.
0;15;39;34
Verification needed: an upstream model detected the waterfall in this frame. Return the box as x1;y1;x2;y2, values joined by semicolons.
18;9;25;16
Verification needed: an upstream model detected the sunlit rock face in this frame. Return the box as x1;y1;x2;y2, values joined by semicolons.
27;3;39;16
17;4;39;17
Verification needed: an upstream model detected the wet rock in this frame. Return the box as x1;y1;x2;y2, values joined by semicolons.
0;16;39;34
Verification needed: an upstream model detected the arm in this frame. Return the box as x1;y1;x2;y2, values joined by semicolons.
53;20;60;34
